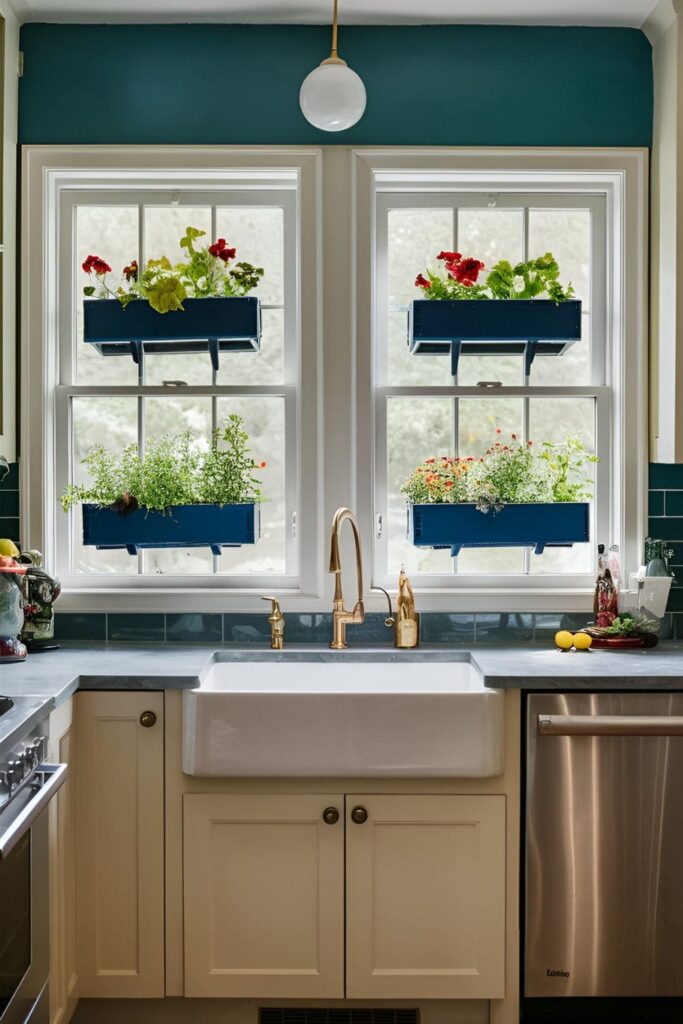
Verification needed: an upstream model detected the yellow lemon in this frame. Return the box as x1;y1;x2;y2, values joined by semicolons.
0;538;19;558
554;630;574;650
572;632;593;650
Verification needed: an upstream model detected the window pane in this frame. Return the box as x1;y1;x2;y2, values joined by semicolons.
528;208;591;305
532;312;590;386
386;397;452;574
215;307;284;386
142;398;213;575
216;397;286;575
143;206;211;265
529;208;591;385
457;208;524;270
75;206;139;385
529;397;596;575
388;208;452;308
386;208;452;386
70;397;138;573
215;207;284;306
457;398;525;573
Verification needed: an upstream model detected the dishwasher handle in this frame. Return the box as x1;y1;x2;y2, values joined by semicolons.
538;714;683;737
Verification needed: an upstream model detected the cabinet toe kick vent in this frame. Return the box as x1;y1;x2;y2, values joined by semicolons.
260;1010;419;1024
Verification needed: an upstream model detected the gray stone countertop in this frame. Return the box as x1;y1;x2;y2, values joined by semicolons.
0;641;682;711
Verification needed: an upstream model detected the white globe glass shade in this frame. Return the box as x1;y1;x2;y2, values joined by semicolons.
299;62;367;132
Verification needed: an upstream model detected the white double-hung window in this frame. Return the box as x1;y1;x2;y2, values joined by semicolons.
22;149;322;604
354;152;647;606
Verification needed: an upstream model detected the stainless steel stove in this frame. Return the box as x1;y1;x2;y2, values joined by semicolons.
0;694;68;1024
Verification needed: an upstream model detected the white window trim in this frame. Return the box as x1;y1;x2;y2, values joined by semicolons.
21;146;647;615
352;148;648;612
21;145;324;613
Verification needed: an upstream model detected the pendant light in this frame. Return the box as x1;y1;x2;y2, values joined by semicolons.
299;0;367;132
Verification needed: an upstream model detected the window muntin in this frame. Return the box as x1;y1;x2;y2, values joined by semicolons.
374;192;608;586
58;189;298;582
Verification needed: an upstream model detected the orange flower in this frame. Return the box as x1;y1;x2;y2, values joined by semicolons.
259;461;267;468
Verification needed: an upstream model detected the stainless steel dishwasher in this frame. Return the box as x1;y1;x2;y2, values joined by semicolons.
524;691;683;1023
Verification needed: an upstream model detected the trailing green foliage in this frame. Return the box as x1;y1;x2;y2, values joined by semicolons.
415;250;574;303
60;415;265;513
82;227;264;314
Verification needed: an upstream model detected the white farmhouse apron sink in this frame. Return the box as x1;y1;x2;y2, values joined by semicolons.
182;652;503;778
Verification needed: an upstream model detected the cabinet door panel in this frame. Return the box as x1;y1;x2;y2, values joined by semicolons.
184;794;344;997
346;794;506;999
75;692;164;997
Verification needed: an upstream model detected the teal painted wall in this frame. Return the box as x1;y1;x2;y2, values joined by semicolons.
19;24;652;146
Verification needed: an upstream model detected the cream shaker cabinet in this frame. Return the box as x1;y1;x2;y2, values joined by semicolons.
183;793;345;998
346;794;506;1000
183;792;506;1000
74;692;165;998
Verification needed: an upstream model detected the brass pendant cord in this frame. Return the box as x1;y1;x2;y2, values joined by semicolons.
322;0;346;66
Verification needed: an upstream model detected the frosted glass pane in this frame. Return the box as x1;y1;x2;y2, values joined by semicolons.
142;398;213;574
75;206;139;385
388;208;452;309
217;398;286;575
457;208;524;271
70;397;138;574
458;398;523;457
216;307;284;385
532;312;590;386
215;207;284;306
457;398;524;573
528;208;591;305
457;353;523;386
529;397;596;575
387;397;452;574
143;207;211;265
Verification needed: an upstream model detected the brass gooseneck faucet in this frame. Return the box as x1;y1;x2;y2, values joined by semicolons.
329;507;365;649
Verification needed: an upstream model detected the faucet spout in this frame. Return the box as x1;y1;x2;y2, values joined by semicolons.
328;507;365;649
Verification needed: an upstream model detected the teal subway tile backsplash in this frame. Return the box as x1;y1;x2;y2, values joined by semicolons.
54;613;107;643
166;613;222;643
108;613;165;642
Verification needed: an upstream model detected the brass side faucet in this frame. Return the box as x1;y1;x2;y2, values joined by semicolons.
328;507;365;649
261;596;285;650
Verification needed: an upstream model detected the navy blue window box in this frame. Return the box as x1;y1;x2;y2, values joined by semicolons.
408;501;590;557
83;297;261;370
82;502;260;556
408;299;582;377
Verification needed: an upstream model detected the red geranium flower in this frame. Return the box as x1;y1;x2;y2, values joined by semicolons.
208;238;237;262
415;273;431;289
437;251;462;263
449;256;485;286
123;259;138;282
82;254;112;275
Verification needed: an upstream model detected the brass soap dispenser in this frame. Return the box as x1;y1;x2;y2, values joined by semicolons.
395;569;419;648
380;569;419;649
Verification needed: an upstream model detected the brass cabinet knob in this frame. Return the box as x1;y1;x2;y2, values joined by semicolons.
139;710;157;728
351;806;368;825
322;806;340;825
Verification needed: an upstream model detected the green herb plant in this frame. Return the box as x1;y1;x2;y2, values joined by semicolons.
61;415;265;514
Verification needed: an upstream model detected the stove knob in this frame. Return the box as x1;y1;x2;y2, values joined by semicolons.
6;760;22;787
31;737;46;763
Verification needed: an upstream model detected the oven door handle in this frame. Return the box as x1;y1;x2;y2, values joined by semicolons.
0;763;68;859
538;714;683;737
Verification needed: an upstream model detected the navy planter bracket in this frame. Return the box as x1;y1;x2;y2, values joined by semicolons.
409;299;582;379
83;296;262;371
408;501;590;557
82;502;260;555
